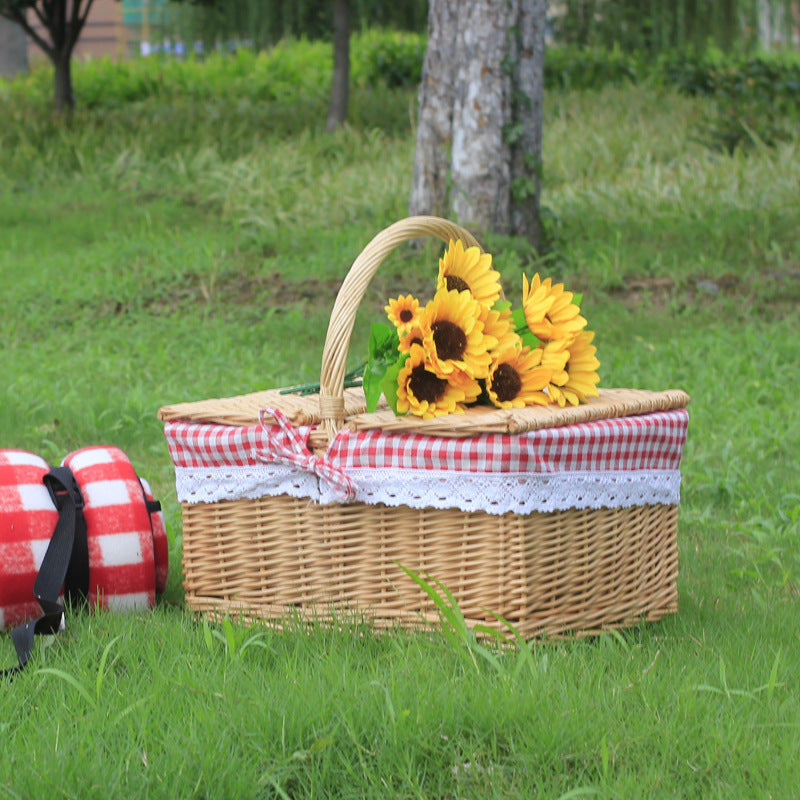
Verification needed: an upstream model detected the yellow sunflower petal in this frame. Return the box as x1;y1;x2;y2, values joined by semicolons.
437;239;502;308
522;274;587;341
522;273;556;334
479;303;518;355
561;330;601;402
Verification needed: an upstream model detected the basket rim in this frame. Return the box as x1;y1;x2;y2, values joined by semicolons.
158;385;690;440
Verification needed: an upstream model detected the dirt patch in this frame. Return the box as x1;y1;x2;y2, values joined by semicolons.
113;261;800;322
606;267;799;315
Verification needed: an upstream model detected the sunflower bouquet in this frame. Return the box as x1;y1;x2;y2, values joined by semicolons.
362;239;600;419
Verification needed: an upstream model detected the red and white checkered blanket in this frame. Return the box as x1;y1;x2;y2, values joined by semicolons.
1;446;168;630
164;408;689;516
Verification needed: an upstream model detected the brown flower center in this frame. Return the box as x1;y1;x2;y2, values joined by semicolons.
445;275;471;294
399;309;414;323
492;363;522;402
432;320;467;361
409;364;447;404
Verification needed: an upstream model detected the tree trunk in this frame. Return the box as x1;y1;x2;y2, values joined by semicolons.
0;15;29;79
409;0;547;247
53;51;75;113
327;0;350;132
508;0;546;245
408;0;460;219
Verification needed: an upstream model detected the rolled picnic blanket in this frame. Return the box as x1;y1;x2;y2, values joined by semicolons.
1;446;168;670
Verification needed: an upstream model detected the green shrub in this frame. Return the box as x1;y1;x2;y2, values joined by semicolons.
661;49;800;152
352;29;426;88
70;40;333;107
544;45;647;90
698;72;799;152
3;34;798;158
0;30;428;114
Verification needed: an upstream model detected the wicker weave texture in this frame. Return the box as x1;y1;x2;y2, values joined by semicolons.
180;497;678;638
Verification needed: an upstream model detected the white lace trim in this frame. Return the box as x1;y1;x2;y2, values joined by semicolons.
175;465;319;505
176;464;681;514
322;467;681;514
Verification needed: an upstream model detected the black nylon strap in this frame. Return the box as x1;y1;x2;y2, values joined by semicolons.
3;466;89;678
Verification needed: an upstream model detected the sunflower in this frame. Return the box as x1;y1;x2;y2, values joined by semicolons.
522;274;587;342
538;338;571;400
478;302;520;356
546;330;601;407
486;346;552;409
396;345;477;419
437;239;502;308
397;322;427;354
421;289;494;379
385;294;422;332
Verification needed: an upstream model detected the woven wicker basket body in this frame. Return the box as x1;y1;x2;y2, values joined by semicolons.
160;217;688;638
180;498;678;637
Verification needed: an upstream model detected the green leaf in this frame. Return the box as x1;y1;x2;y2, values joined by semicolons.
510;306;542;349
503;121;526;146
572;291;583;306
519;329;542;350
96;634;122;701
36;668;97;708
395;563;466;646
363;323;400;412
222;618;237;654
202;618;214;651
379;352;409;415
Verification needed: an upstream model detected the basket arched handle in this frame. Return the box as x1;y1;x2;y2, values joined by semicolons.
318;216;482;443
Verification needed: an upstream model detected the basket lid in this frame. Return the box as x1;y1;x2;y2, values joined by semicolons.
344;387;690;436
158;386;690;437
157;386;376;428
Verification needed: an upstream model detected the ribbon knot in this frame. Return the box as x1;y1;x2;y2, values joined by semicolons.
256;408;356;502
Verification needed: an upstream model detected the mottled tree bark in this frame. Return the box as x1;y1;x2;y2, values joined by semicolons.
409;0;546;247
408;0;459;220
0;15;28;79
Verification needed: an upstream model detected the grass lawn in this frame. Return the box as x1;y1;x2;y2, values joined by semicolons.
1;59;799;798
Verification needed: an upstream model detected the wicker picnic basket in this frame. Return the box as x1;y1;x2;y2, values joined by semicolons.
158;216;690;638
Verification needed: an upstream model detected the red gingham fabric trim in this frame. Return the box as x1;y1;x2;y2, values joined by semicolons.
164;421;303;469
164;408;688;476
328;409;689;473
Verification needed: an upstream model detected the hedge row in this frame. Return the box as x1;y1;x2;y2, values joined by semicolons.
2;31;798;119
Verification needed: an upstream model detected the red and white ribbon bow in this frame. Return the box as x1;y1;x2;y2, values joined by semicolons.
256;408;356;502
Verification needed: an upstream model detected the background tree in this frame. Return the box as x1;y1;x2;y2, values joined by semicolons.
171;0;421;132
552;0;798;53
326;0;349;131
0;14;28;78
0;0;96;112
408;0;547;247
